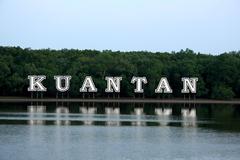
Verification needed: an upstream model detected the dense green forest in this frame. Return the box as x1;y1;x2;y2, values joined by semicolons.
0;46;240;100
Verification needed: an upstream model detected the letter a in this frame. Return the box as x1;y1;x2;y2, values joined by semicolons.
155;77;172;93
79;76;98;92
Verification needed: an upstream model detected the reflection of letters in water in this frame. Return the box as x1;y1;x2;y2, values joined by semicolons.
27;75;198;94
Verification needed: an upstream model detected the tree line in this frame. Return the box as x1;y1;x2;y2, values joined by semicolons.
0;46;239;100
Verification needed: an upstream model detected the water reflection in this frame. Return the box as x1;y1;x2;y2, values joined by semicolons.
181;108;197;127
55;107;70;125
0;102;240;131
105;107;120;126
28;105;46;125
132;107;146;126
80;107;97;125
155;107;172;126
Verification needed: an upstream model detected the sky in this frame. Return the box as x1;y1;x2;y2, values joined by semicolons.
0;0;239;54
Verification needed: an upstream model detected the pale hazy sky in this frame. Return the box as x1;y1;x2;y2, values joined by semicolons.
0;0;239;54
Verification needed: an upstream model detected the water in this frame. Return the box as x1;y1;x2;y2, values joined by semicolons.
0;103;240;160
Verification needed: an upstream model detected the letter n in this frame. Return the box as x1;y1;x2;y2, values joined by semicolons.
181;77;198;93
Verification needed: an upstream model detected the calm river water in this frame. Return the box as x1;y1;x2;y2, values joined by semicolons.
0;102;240;160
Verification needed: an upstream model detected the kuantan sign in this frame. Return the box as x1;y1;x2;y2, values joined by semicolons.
27;76;198;94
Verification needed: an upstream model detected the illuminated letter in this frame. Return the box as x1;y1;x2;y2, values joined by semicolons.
131;76;147;93
80;76;97;92
181;77;198;93
155;77;172;93
54;75;72;92
105;77;122;93
27;75;47;91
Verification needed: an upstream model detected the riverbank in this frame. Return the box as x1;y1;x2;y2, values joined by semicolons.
0;97;240;104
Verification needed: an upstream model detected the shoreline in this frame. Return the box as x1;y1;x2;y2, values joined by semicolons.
0;97;240;104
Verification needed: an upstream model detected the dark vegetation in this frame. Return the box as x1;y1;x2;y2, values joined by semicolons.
0;46;240;100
